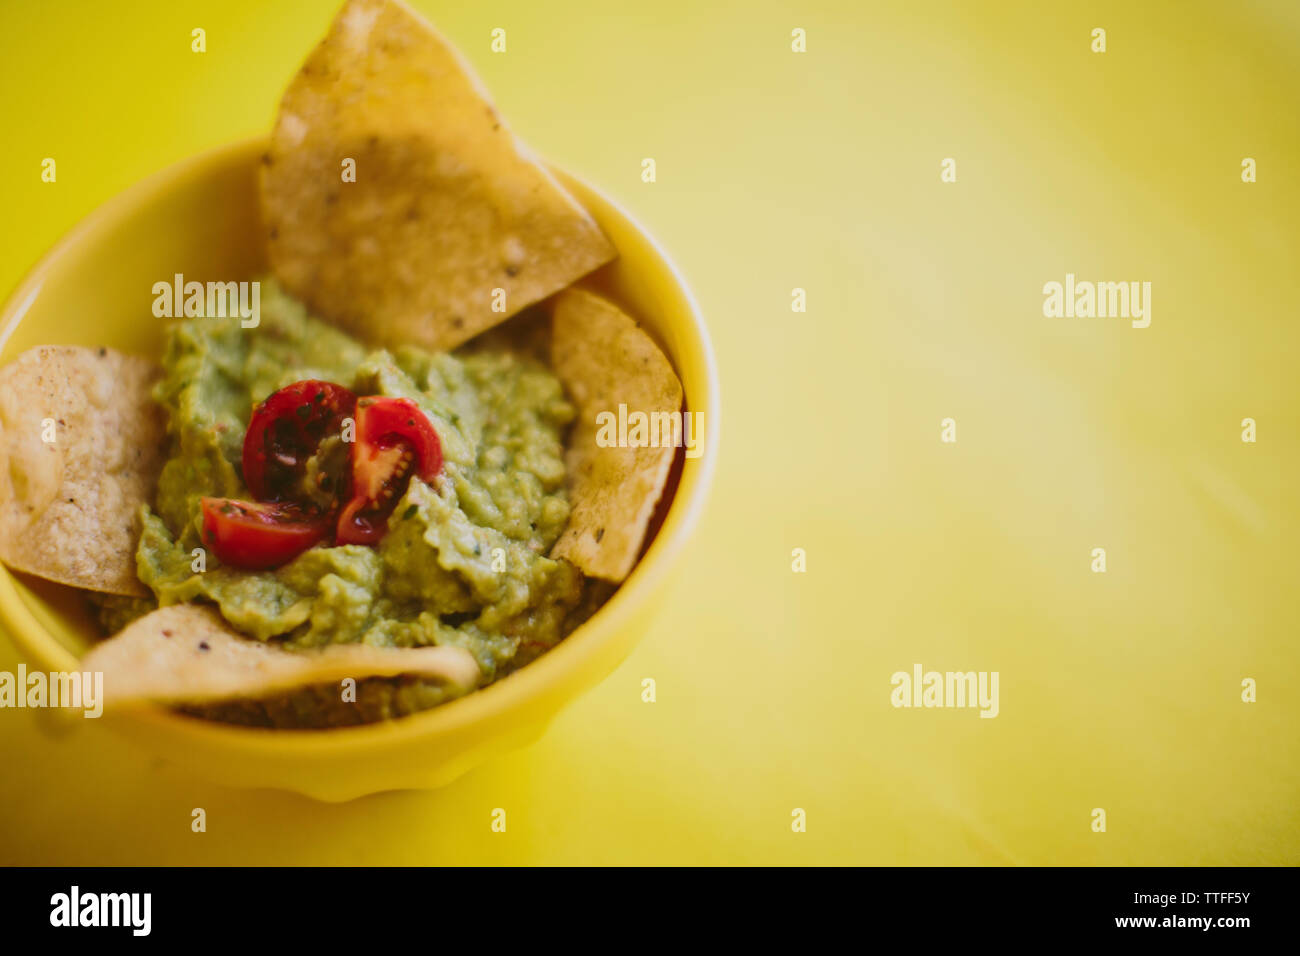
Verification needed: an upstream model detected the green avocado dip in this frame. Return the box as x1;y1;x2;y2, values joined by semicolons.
96;280;608;727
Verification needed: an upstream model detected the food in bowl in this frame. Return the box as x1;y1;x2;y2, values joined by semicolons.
0;0;689;728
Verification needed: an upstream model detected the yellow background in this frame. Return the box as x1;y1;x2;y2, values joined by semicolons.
1;0;1296;864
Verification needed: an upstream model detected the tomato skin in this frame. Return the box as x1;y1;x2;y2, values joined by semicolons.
241;380;356;502
335;398;443;545
227;386;441;557
200;497;331;570
354;397;443;482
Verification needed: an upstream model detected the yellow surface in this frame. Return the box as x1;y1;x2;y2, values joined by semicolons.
0;0;1296;863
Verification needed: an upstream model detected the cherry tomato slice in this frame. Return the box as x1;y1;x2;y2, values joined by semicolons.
200;497;331;570
336;397;443;545
242;380;356;502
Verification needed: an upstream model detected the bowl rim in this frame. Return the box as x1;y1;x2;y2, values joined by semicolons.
0;136;720;755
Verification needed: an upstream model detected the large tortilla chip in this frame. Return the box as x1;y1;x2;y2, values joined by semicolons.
550;290;683;581
83;604;482;707
261;0;615;352
0;346;165;597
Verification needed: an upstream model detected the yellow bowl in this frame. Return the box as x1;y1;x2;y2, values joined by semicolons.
0;138;718;801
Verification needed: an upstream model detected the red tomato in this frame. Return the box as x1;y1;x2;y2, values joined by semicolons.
200;497;331;570
241;380;356;502
336;397;443;545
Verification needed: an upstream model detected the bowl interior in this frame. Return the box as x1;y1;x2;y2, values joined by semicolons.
0;138;717;732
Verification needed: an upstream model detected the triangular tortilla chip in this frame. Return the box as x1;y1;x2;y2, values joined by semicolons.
0;346;165;597
549;289;683;581
83;604;482;707
261;0;615;352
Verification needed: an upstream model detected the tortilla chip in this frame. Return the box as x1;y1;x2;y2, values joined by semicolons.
261;0;615;352
83;604;483;707
549;289;683;581
0;346;165;597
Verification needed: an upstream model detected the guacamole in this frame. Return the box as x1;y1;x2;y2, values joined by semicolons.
102;279;599;725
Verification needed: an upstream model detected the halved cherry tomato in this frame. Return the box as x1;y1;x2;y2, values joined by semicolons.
242;380;356;502
200;497;331;570
336;397;443;545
